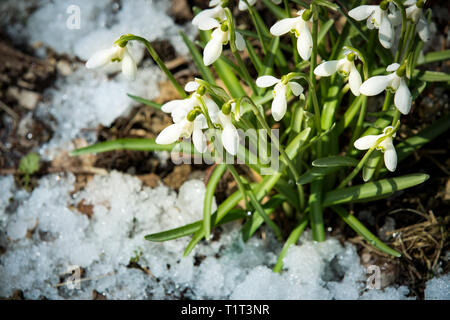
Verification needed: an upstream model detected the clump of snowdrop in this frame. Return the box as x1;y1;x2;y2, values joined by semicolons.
256;75;303;121
86;43;137;80
314;48;363;96
156;81;219;153
354;126;398;172
360;63;412;115
348;1;401;49
270;9;313;60
405;0;430;42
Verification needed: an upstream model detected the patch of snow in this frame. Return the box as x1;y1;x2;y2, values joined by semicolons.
0;171;421;300
424;274;450;300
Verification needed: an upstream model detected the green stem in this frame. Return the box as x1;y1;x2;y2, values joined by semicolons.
115;34;186;98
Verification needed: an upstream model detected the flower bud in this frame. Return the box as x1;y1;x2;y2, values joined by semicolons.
302;9;312;21
221;101;232;115
380;0;389;11
395;65;406;77
196;85;206;96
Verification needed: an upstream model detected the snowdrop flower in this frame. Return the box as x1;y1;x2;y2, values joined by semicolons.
192;1;226;30
86;44;137;80
202;23;246;66
238;0;281;11
314;49;362;96
270;9;312;60
348;1;401;49
156;81;219;153
405;0;430;42
217;103;240;155
359;63;411;115
354;126;397;172
256;75;303;121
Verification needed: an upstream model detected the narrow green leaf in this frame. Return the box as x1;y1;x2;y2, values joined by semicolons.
70;138;174;156
419;49;450;65
203;164;227;240
362;150;381;182
416;70;450;82
273;214;309;273
145;209;247;242
297;166;339;185
323;173;430;206
332;206;401;257
312;156;359;167
127;93;162;109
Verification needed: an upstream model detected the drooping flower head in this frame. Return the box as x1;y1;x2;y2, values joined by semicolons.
86;43;137;80
192;2;245;66
270;9;313;61
348;1;401;49
314;48;362;96
360;63;412;115
156;81;219;153
256;75;303;121
405;0;430;42
238;0;281;11
217;102;240;155
354;126;398;172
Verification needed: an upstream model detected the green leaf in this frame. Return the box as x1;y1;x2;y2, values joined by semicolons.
19;153;41;175
332;206;401;257
127;93;161;109
145;209;247;242
323;173;430;206
241;195;284;242
179;31;215;83
273;214;309;273
419;49;450;65
313;0;339;11
297;166;339;185
318;19;335;45
362;150;381;182
312;156;359;167
203;164;227;240
416;70;450;82
70;138;175;156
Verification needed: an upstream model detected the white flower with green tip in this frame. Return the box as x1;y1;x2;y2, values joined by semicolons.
359;63;412;115
256;75;303;121
217;106;240;155
314;49;362;96
348;2;401;49
269;9;313;61
405;0;430;42
86;44;137;80
354;126;397;172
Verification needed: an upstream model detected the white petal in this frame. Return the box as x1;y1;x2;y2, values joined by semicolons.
161;99;186;113
121;50;137;80
383;143;397;172
394;78;412;115
198;17;221;31
359;75;390;96
386;63;400;72
378;15;393;49
185;81;200;92
193;127;207;153
222;125;239;155
297;25;312;60
348;5;377;21
271;85;287;121
314;60;339;77
404;0;416;6
348;63;362;96
256;75;280;88
417;17;430;42
354;134;382;150
204;97;220;119
238;0;248;11
209;0;221;6
288;81;303;96
235;31;246;51
192;7;220;26
85;47;116;69
270;18;298;36
203;37;223;66
155;123;182;145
